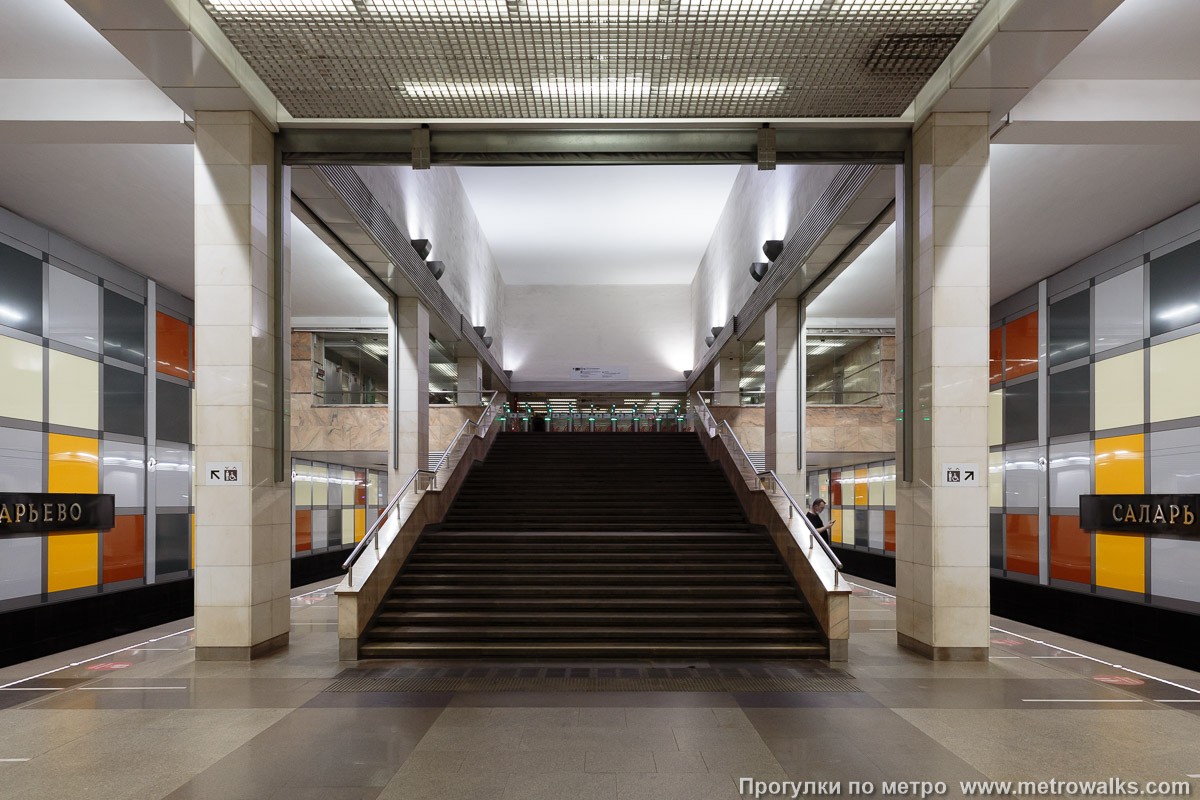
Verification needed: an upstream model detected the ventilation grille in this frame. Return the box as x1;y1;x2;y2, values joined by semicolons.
197;0;987;119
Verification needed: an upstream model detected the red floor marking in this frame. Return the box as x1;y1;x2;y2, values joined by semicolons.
86;662;132;671
990;638;1023;646
1093;675;1144;686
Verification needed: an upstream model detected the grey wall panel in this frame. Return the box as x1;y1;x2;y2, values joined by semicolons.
990;513;1004;570
1048;366;1090;438
156;379;190;444
0;241;43;337
102;439;145;509
1149;240;1200;336
0;536;42;601
0;427;42;493
1049;441;1092;510
854;508;869;547
327;510;343;546
154;513;190;575
1150;539;1200;604
103;289;146;365
1004;379;1038;443
1047;289;1090;367
155;445;192;508
1004;445;1043;509
312;509;329;550
1094;267;1144;354
1149;427;1200;493
868;509;884;549
104;365;146;437
47;267;100;353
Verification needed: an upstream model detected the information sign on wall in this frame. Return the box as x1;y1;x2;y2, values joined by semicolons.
1080;494;1200;536
0;493;115;534
570;366;629;380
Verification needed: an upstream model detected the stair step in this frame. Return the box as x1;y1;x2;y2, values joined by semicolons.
358;642;828;658
385;597;807;611
376;611;808;625
398;572;791;585
390;584;799;597
368;625;817;641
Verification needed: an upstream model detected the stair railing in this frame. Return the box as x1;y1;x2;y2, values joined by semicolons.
691;391;843;584
341;390;503;587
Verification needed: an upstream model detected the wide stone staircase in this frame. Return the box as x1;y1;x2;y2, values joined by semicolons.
358;433;826;658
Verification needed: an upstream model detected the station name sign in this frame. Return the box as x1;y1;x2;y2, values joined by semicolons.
0;493;115;534
1080;494;1200;536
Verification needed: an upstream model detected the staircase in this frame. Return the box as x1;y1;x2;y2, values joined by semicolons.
358;433;826;659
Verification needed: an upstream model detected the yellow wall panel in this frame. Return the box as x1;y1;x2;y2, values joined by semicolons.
1096;533;1145;593
341;508;355;546
354;508;366;542
312;464;328;505
1094;434;1144;494
988;451;1004;508
47;532;98;592
0;334;44;422
988;389;1003;447
48;349;99;430
48;434;99;493
1095;350;1144;431
294;463;312;505
1150;334;1200;423
840;509;856;544
830;508;843;543
854;468;868;505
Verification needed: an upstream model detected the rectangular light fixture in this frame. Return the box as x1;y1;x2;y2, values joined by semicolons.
660;78;782;97
208;0;355;11
403;81;522;97
533;76;649;96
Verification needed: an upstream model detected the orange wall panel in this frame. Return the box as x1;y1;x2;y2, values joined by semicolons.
1049;515;1091;584
103;515;145;584
156;311;192;380
854;468;868;505
1005;514;1039;576
1004;312;1039;381
989;326;1003;385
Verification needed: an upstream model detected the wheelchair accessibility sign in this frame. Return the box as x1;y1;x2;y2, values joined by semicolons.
942;463;979;487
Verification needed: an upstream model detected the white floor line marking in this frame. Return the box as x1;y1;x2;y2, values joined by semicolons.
1158;699;1200;703
80;687;187;691
1021;699;1143;703
0;758;31;762
989;656;1020;659
291;583;340;600
869;627;896;631
843;580;1200;699
133;648;179;651
0;582;341;691
0;688;62;691
1032;656;1085;659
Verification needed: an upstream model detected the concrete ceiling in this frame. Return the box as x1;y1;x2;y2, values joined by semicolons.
456;165;741;285
806;222;895;321
290;212;390;323
1047;0;1200;80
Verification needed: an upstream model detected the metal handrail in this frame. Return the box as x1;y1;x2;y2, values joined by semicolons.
341;390;503;587
758;468;843;584
691;391;843;586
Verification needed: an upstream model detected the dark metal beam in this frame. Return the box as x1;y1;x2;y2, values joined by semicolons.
279;126;907;166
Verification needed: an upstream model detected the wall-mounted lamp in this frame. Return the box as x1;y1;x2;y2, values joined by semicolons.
411;238;432;260
763;240;784;262
749;262;769;282
426;260;445;281
710;326;724;338
482;336;494;348
473;326;487;337
705;335;715;347
683;370;692;379
504;369;513;379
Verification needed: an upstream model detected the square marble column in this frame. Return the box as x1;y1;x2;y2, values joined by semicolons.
193;111;291;660
390;296;429;486
765;299;802;497
713;353;741;407
457;356;483;407
895;112;991;661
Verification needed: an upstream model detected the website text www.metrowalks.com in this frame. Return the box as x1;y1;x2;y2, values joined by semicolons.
739;777;1195;798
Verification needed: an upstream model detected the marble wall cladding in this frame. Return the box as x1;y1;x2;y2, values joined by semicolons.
291;392;388;452
709;406;765;452
690;164;845;361
805;406;895;453
430;406;477;452
291;331;312;362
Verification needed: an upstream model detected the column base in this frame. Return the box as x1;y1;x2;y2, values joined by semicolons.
195;631;289;662
897;632;987;662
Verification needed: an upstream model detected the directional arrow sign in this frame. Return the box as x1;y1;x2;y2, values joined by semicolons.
942;463;980;487
205;462;244;486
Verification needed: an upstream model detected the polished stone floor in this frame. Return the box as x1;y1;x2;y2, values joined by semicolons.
1;578;1198;799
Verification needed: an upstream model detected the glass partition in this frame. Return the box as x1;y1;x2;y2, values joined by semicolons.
806;334;881;405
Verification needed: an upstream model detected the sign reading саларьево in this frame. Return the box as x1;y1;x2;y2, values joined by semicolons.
0;493;115;534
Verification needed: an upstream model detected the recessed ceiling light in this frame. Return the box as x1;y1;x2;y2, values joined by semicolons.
403;82;522;97
533;76;649;96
